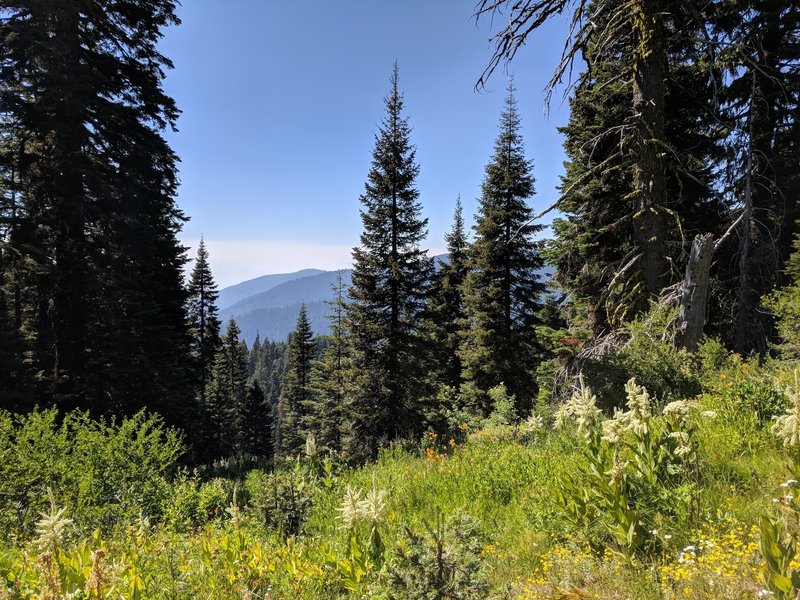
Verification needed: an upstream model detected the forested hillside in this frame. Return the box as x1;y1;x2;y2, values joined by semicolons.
1;1;799;598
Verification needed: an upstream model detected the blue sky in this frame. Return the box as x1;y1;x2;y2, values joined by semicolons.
159;1;577;287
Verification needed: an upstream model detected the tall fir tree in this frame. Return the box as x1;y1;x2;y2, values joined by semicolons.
345;65;434;460
459;82;544;417
278;304;316;457
308;272;350;452
429;197;470;390
239;381;273;459
714;0;800;353
547;0;725;333
186;237;222;407
0;1;193;426
204;318;248;458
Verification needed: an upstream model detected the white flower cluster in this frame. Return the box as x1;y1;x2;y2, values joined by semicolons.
772;371;800;448
554;375;602;439
336;485;387;529
595;378;653;444
662;399;693;419
668;431;692;458
523;412;544;433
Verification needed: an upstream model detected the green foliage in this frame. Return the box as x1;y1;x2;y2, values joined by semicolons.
485;383;518;426
765;235;800;361
345;64;434;461
243;464;315;538
578;302;701;408
280;303;317;456
0;408;183;539
554;378;700;561
459;82;543;418
204;318;249;458
383;513;492;600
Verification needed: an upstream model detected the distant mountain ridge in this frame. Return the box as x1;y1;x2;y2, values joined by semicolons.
217;269;326;309
218;261;553;345
219;269;351;344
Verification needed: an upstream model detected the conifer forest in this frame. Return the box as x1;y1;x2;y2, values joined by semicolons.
1;1;800;598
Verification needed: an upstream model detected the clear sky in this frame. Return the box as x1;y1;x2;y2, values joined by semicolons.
158;1;577;288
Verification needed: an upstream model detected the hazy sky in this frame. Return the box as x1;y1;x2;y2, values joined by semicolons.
159;1;577;287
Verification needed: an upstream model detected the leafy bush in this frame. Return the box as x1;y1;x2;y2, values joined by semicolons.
244;464;315;537
0;408;183;538
578;302;701;409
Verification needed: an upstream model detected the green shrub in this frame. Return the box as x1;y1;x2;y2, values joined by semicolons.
578;302;701;409
383;513;492;600
0;408;183;538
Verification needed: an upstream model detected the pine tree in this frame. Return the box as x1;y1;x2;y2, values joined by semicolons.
0;1;193;425
187;238;222;406
308;272;350;452
239;381;273;459
278;304;316;456
429;197;470;390
459;82;544;418
715;0;800;353
344;65;434;460
547;0;725;333
205;318;249;457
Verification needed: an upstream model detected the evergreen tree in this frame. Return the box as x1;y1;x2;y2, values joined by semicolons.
429;197;470;390
715;0;800;353
205;318;248;457
239;381;273;459
308;272;350;452
547;0;725;333
278;304;316;456
186;237;222;407
459;83;544;417
0;1;193;425
344;65;434;460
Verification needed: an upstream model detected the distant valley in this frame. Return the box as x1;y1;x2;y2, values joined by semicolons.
219;269;352;344
218;262;554;345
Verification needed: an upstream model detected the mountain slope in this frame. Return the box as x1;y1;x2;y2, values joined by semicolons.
219;270;351;344
217;269;326;310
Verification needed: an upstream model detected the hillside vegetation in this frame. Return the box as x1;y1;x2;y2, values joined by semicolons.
3;341;800;599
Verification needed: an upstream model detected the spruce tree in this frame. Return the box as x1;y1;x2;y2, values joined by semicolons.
715;0;800;353
547;0;725;333
278;304;316;456
186;238;222;407
239;381;273;459
345;65;434;460
308;272;350;452
205;318;249;457
459;83;544;418
0;1;193;425
429;197;470;390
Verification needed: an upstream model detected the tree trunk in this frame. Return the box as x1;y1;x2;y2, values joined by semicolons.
631;0;669;297
677;234;714;351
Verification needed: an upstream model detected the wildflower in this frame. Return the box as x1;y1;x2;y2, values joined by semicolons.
85;549;110;597
780;479;798;489
601;411;626;445
773;370;800;447
604;455;629;485
701;410;718;419
359;486;387;524
337;486;364;529
304;434;319;460
555;374;602;438
623;378;652;436
35;492;73;553
523;413;544;433
663;400;692;419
